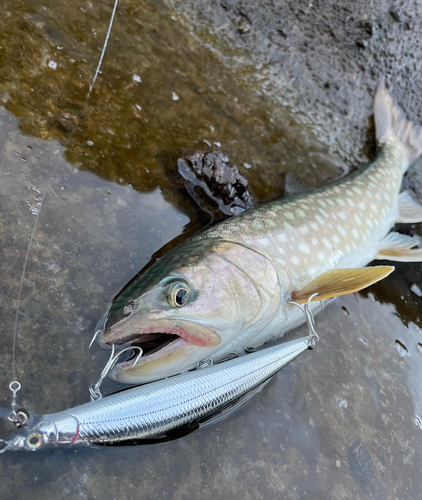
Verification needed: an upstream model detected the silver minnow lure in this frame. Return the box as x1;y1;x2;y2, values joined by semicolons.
1;336;314;452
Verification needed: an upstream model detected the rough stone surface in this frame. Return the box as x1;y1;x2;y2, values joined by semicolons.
177;150;255;218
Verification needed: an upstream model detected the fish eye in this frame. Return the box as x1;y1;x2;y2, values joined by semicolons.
27;433;42;449
168;283;190;307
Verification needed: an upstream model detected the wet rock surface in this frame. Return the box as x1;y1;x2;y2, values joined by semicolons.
0;0;421;499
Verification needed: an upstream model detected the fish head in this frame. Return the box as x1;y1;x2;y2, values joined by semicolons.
101;238;282;384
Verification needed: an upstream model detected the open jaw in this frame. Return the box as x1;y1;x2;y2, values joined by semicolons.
125;332;181;357
102;319;222;383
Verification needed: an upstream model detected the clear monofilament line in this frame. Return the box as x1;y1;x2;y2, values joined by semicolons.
8;0;120;414
87;0;119;99
11;184;50;383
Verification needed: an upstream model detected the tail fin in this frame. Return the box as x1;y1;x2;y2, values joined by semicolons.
374;82;422;165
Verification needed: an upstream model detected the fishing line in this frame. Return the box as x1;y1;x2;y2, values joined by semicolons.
11;186;49;383
87;0;119;99
7;0;120;423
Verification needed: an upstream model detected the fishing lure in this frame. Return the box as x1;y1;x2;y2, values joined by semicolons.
0;314;318;452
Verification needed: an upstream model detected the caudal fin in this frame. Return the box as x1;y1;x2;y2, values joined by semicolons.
374;82;422;165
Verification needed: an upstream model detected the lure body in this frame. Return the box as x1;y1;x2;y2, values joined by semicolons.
4;336;313;451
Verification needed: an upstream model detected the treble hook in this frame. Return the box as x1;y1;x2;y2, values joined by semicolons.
89;329;102;349
288;293;320;349
89;345;143;401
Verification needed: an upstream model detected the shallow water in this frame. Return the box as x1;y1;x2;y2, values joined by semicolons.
0;1;421;499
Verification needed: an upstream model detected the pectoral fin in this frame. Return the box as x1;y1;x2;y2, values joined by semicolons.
291;266;394;304
397;191;422;223
376;232;422;262
284;172;310;195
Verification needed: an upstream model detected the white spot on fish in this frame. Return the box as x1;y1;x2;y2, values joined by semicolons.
296;209;306;218
352;186;363;195
284;211;295;220
301;225;310;234
319;199;327;208
278;233;287;243
346;198;355;207
318;252;325;261
312;237;318;246
311;222;319;231
299;243;311;254
358;201;366;210
352;228;359;239
291;256;301;266
284;222;293;230
327;199;336;207
337;198;346;207
354;214;362;225
338;212;347;221
267;220;277;228
322;237;331;248
337;225;346;236
332;234;340;244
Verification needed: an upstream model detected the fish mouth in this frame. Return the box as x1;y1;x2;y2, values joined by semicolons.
102;319;222;383
128;332;181;357
103;318;221;348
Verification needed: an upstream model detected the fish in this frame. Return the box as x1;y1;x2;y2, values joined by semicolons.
99;83;422;385
1;335;314;452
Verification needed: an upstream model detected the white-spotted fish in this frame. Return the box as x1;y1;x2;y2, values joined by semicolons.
100;83;422;384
